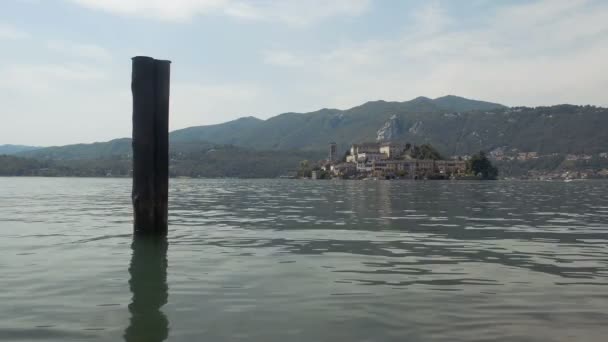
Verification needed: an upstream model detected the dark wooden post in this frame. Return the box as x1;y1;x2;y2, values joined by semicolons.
131;56;171;235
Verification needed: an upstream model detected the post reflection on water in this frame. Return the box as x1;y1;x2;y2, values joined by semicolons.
124;236;169;342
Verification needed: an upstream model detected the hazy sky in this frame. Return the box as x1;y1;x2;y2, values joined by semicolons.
1;0;607;146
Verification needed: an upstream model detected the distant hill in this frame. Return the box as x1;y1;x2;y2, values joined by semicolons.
171;116;263;143
0;144;41;155
10;95;608;178
3;142;321;178
19;138;132;160
17;138;218;160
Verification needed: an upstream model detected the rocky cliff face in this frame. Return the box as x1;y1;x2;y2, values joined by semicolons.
408;121;423;135
376;114;403;141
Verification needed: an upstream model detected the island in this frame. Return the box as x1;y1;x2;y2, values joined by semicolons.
298;142;497;180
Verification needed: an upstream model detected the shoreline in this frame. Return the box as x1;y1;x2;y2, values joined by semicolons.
0;175;601;182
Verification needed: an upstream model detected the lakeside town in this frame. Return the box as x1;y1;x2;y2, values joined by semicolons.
298;142;484;180
487;147;608;180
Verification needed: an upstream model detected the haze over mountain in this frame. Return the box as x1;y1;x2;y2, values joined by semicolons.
171;95;606;156
12;96;608;163
4;95;608;179
171;95;507;151
0;145;41;155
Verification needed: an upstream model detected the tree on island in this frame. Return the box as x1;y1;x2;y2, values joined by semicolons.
410;144;442;160
297;160;312;178
297;159;331;179
468;151;498;180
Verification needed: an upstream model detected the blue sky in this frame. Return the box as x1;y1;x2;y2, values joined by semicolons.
1;0;607;146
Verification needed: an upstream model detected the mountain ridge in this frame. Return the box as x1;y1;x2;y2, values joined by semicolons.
11;96;608;161
170;95;507;151
0;144;41;155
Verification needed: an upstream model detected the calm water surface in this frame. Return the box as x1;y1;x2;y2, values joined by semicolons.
1;177;608;341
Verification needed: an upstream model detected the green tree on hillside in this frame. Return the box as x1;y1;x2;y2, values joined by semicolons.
468;151;498;180
298;160;312;178
411;144;442;160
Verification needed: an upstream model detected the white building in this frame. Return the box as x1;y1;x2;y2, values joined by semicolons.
350;143;380;156
331;163;356;176
356;160;373;173
379;142;403;159
357;152;386;162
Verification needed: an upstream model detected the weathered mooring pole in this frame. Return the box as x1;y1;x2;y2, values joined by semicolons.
131;56;171;235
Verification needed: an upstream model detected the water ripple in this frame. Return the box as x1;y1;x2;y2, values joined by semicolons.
1;178;608;341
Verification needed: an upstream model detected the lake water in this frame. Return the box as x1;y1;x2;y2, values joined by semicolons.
1;178;608;341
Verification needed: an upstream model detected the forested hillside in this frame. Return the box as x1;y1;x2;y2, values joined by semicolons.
169;96;607;156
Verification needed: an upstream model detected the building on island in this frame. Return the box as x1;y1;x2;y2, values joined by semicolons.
370;160;417;177
416;159;435;175
328;142;337;162
357;152;386;162
435;160;467;175
306;140;467;180
379;142;403;159
357;159;373;173
331;163;356;177
338;141;466;179
350;143;380;156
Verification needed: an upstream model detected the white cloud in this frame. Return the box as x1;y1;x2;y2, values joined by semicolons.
262;51;304;67
410;1;451;35
69;0;227;21
0;23;29;40
0;61;278;144
0;63;108;93
46;40;112;62
68;0;370;25
0;62;127;146
261;0;608;108
224;0;370;27
3;0;608;146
